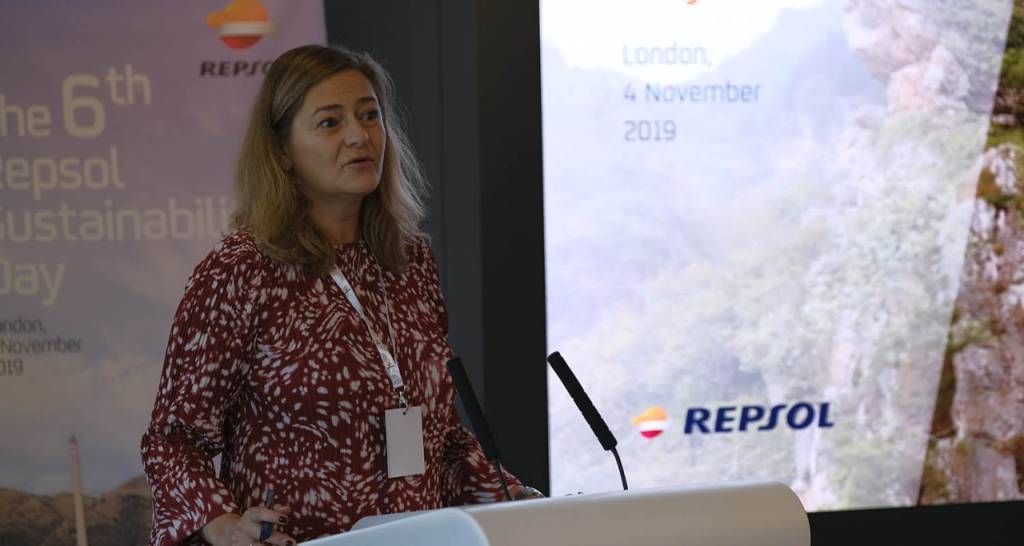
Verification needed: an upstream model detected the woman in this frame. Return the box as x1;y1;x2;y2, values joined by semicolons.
141;44;532;546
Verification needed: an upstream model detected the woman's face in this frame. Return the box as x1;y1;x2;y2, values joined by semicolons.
285;69;386;208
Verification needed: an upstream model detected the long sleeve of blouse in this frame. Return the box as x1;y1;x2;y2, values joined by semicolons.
140;237;264;546
141;232;517;545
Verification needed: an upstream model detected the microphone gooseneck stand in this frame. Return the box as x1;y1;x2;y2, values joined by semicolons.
547;351;628;491
446;357;515;501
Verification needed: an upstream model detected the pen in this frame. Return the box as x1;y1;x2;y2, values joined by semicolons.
259;489;275;542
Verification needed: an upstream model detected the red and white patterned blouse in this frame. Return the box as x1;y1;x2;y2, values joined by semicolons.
141;231;516;546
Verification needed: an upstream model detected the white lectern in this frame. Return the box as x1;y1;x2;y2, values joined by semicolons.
302;481;809;546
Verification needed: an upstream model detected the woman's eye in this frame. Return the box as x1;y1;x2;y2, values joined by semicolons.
362;109;381;121
317;117;338;128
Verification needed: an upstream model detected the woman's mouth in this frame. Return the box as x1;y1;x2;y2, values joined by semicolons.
345;158;374;169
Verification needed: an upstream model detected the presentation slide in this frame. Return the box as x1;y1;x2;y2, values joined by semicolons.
541;0;1023;509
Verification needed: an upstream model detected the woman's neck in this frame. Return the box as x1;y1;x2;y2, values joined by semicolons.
309;198;362;245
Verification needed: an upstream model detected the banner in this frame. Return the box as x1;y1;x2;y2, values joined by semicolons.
0;1;325;542
541;0;1022;509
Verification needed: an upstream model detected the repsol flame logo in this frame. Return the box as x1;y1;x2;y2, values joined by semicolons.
631;406;670;439
207;0;273;49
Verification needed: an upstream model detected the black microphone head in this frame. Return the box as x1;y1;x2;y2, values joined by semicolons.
547;351;618;451
446;357;501;461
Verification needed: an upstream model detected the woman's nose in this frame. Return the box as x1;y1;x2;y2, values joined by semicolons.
344;124;369;147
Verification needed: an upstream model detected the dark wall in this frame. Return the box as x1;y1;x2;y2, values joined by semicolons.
323;2;1023;545
324;0;549;494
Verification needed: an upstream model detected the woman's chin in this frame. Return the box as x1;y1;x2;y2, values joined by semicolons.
333;175;382;198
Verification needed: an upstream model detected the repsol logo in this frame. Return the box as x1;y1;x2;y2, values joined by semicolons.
198;60;274;77
684;402;834;434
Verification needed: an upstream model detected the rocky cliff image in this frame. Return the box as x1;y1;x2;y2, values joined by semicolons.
918;0;1024;504
0;476;152;546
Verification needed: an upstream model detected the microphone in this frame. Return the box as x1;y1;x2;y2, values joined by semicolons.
547;351;628;490
446;357;513;500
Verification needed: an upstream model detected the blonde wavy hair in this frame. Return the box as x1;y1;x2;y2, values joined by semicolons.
232;44;427;275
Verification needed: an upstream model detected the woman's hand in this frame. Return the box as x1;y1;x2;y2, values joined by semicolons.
201;504;295;546
507;485;545;501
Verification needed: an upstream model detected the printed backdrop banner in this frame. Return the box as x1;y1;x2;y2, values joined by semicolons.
0;0;324;538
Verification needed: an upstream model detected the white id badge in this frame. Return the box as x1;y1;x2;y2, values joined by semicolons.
384;405;426;478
